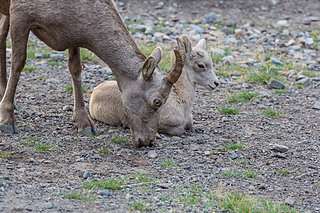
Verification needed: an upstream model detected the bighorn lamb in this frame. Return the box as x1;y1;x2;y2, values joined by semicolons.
0;1;184;147
89;35;219;136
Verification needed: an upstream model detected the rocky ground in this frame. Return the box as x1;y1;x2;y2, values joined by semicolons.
1;0;320;212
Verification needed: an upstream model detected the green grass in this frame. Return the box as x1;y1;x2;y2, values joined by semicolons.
129;201;150;212
211;54;224;63
138;43;174;72
83;177;128;190
0;152;12;159
20;136;40;146
225;143;245;150
315;183;320;189
35;143;56;151
47;59;65;67
64;192;94;202
296;83;307;89
261;110;281;117
242;170;258;179
301;70;319;78
226;91;260;104
159;158;179;168
275;168;290;177
110;134;128;144
80;48;98;62
217;193;297;213
27;49;36;58
109;76;116;80
64;85;87;94
274;89;288;95
245;66;285;85
23;65;37;72
218;107;239;115
132;173;157;184
98;147;110;154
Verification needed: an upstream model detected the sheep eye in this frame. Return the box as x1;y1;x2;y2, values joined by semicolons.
153;99;162;107
198;64;205;69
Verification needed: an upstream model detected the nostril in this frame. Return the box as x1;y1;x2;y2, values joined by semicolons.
214;82;220;87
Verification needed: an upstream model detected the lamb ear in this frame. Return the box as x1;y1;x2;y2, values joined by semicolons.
141;56;157;80
180;34;192;54
150;47;163;64
196;39;206;49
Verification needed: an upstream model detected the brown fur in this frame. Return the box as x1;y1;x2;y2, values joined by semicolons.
0;0;184;147
89;35;219;136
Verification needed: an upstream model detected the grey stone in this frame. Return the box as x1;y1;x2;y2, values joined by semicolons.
83;171;90;179
268;78;285;89
63;105;73;112
0;124;18;133
297;78;312;86
190;144;200;151
100;189;112;197
224;37;238;45
273;144;289;152
145;28;154;36
50;53;64;61
274;20;288;28
223;55;234;65
35;53;43;58
313;102;320;110
147;150;157;158
292;45;301;51
190;24;204;34
230;152;238;160
210;48;226;56
45;202;54;209
285;197;295;207
205;12;218;23
306;38;314;46
93;154;102;159
270;57;284;66
221;27;234;35
226;19;237;27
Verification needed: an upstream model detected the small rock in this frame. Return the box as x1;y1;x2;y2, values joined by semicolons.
297;78;312;86
205;12;218;23
285;197;295;207
210;48;226;56
272;153;286;158
35;53;44;58
190;24;204;34
63;105;73;112
313;102;320;110
270;57;284;66
230;152;238;160
221;27;234;35
274;20;288;28
100;189;112;197
224;37;238;45
190;144;200;151
285;39;295;46
45;202;54;209
50;53;64;61
157;184;170;189
306;38;314;46
268;78;285;89
223;55;235;65
92;154;102;159
83;171;90;179
272;144;289;152
204;151;211;156
147;150;157;158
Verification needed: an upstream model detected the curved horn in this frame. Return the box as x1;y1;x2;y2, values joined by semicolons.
165;49;184;86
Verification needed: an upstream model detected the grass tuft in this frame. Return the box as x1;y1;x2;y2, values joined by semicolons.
218;107;239;115
35;143;56;151
64;192;94;202
275;168;290;177
159;158;179;168
0;152;12;159
110;134;128;144
261;110;281;117
226;91;260;104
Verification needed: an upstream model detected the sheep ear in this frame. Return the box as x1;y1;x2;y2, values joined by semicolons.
180;34;192;54
141;56;157;80
150;47;162;64
196;39;206;49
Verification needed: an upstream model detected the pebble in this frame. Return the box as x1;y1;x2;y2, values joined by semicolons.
45;202;54;209
100;189;112;197
210;48;226;56
230;152;238;160
204;151;211;156
313;102;320;110
270;57;284;66
147;150;157;158
50;53;64;61
205;12;218;23
268;78;285;89
83;171;90;179
274;20;288;28
223;55;235;65
272;144;289;152
285;197;295;207
296;78;312;86
63;105;73;112
92;154;102;159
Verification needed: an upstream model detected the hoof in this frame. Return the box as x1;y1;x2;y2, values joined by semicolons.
79;127;98;136
0;124;18;133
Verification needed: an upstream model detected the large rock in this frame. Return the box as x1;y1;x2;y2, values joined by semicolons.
268;78;285;89
205;12;218;23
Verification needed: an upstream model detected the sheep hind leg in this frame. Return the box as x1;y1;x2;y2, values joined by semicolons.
68;47;97;136
0;15;9;102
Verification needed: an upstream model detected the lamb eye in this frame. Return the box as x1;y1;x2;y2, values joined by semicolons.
198;64;205;69
153;99;162;107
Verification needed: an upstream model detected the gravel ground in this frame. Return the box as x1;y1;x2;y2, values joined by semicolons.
1;0;320;212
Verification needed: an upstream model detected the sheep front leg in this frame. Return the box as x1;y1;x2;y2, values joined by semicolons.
0;18;28;133
68;47;97;136
0;15;9;101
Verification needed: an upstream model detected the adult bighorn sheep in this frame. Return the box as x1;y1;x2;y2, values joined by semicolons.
0;0;184;147
89;35;220;136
